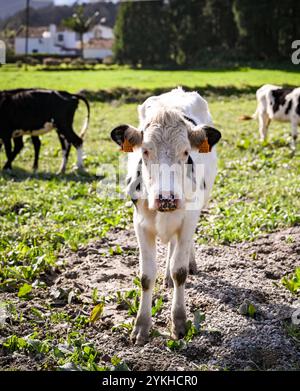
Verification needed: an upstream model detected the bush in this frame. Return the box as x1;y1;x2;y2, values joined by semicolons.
103;56;114;65
43;58;63;66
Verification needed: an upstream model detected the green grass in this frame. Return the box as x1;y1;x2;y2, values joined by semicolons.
1;65;300;91
0;68;299;370
0;97;299;290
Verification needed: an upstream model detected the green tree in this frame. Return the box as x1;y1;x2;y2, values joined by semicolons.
63;5;99;59
113;0;171;67
168;0;209;66
233;0;279;59
203;0;237;49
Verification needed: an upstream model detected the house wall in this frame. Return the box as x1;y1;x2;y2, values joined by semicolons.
83;48;112;60
15;37;76;55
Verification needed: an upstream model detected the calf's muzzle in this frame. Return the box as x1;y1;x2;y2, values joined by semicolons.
155;192;179;212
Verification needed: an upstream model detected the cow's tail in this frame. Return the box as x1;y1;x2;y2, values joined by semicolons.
239;108;258;121
74;94;90;139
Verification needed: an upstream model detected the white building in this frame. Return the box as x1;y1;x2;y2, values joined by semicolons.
83;39;113;60
15;24;114;59
15;25;78;56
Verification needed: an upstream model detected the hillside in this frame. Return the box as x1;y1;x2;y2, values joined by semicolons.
0;0;53;20
0;1;118;30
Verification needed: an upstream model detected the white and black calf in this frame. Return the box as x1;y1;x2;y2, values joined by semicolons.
0;88;90;172
111;88;221;345
242;84;300;149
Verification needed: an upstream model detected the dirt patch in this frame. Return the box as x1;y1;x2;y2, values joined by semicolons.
1;227;300;371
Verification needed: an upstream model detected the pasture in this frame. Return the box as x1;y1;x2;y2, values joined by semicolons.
0;67;299;370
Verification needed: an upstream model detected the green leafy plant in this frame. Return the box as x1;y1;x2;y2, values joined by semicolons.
282;268;300;295
89;303;105;324
151;297;163;316
18;283;32;299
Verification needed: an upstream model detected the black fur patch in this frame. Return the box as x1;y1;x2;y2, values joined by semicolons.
203;126;222;148
186;155;194;180
111;125;128;146
141;275;151;291
173;267;188;286
184;116;197;126
272;88;293;113
128;159;142;204
296;96;300;117
285;100;293;115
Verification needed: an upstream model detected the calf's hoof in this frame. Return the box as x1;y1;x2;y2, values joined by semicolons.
171;311;187;339
3;164;12;171
131;326;149;346
131;316;151;346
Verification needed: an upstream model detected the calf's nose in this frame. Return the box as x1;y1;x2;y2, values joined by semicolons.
156;192;178;212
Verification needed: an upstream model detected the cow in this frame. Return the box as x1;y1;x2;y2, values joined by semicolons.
0;88;90;172
241;84;299;149
110;87;221;345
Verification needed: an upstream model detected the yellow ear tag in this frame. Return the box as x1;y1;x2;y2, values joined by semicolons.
198;138;210;153
121;138;134;152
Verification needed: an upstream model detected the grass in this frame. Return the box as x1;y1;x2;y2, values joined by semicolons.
0;97;299;290
1;65;300;92
0;67;299;370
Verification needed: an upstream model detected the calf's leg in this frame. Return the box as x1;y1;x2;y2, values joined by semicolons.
59;127;84;170
57;133;71;174
31;136;41;171
189;244;197;275
291;121;298;150
3;138;14;170
170;212;200;339
165;239;197;288
164;237;176;288
258;111;270;141
131;215;156;345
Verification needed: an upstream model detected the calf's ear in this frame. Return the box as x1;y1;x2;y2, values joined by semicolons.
111;125;143;152
189;125;221;153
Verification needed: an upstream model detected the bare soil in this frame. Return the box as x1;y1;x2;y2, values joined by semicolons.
1;227;300;371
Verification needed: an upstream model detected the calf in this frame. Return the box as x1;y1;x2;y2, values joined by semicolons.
0;88;90;172
241;84;299;149
111;87;221;345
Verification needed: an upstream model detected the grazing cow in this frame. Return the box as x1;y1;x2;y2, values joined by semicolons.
0;88;90;172
241;84;299;149
111;87;221;345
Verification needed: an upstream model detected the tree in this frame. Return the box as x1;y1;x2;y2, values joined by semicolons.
113;0;171;67
203;0;237;49
233;0;280;59
63;5;99;58
168;0;211;66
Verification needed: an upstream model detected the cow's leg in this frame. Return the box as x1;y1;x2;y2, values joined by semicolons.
165;240;196;288
31;136;41;171
189;244;197;275
3;138;14;170
291;120;298;149
59;127;84;170
258;112;270;142
131;216;156;345
57;133;71;174
11;137;24;161
170;212;199;339
164;236;176;288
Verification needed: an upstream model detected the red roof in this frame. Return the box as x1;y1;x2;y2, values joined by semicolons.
84;39;113;50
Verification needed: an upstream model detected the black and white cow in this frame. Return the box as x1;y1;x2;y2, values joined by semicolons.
242;84;299;149
0;88;90;172
111;87;221;345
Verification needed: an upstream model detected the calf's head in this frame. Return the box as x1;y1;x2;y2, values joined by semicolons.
111;110;221;212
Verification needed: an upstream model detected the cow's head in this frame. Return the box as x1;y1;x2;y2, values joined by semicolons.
111;110;221;212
